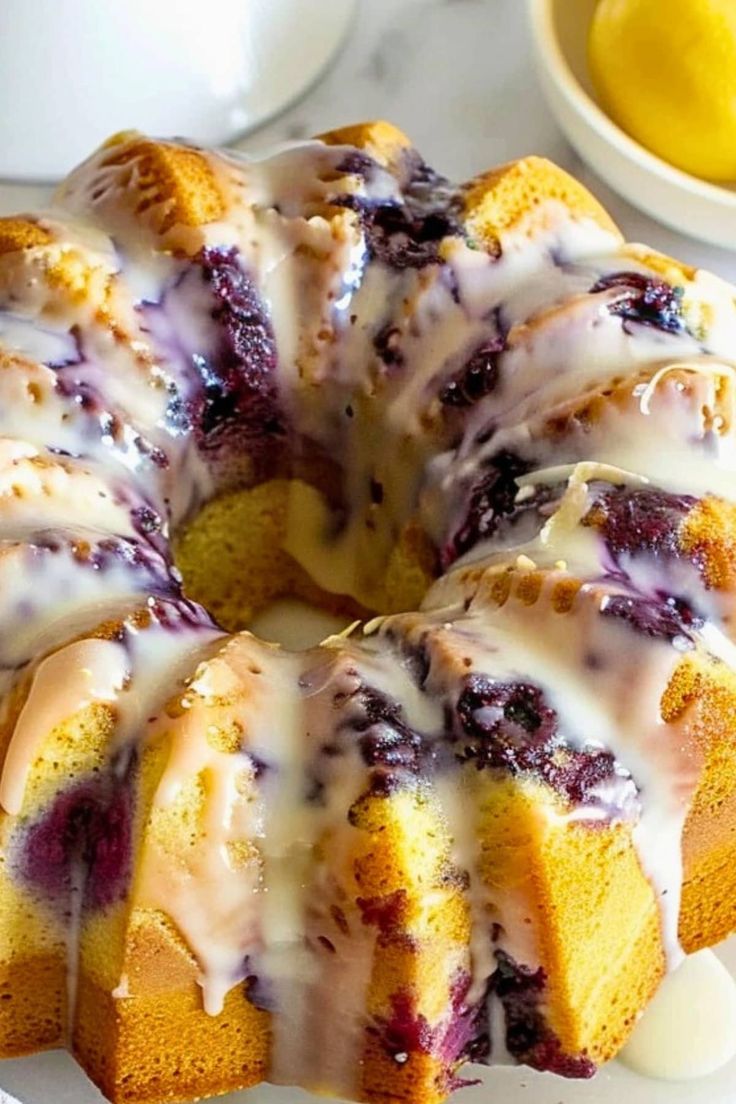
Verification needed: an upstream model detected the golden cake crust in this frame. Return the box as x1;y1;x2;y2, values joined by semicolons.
319;120;413;175
94;134;226;231
0;217;53;256
462;155;621;248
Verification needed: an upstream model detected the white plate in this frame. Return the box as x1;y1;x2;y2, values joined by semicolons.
4;937;736;1104
527;0;736;248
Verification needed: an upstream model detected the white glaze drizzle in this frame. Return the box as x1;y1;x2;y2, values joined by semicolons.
0;638;129;816
620;949;736;1080
0;607;220;819
135;636;272;1016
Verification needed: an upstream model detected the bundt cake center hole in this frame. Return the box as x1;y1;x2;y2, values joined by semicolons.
172;481;373;640
247;598;353;649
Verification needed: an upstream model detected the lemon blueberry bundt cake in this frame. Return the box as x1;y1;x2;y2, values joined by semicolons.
1;121;736;1103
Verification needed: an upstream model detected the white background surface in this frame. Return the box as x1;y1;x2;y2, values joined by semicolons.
2;0;735;1101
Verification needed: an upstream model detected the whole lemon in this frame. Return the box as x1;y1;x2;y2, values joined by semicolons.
589;0;736;181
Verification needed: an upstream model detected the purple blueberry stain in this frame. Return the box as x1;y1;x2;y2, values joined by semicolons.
131;503;163;538
491;951;595;1078
441;971;490;1072
357;889;407;937
584;486;697;562
444;451;533;566
189;246;285;452
334;160;462;272
599;593;701;646
17;775;133;910
369;972;488;1086
590;271;685;335
348;685;432;794
141;245;286;476
86;785;133;909
51;338;169;473
369;990;436;1066
243;961;276;1013
317;681;439;805
31;532;177;596
440;336;506;408
403;152;453;194
453;676;633;809
335;151;378;180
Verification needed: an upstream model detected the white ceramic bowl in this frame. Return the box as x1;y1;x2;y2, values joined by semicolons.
0;0;356;183
527;0;736;248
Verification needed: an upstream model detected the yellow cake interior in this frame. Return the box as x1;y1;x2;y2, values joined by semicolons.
173;480;430;631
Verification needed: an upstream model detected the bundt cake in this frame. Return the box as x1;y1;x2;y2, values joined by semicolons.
1;121;736;1104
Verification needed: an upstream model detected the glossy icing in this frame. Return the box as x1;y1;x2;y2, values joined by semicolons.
620;949;736;1080
0;639;129;816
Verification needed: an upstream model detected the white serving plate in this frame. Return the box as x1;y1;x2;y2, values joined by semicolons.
527;0;736;248
4;937;736;1104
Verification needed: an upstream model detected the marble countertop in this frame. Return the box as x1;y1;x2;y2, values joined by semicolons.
2;0;734;282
